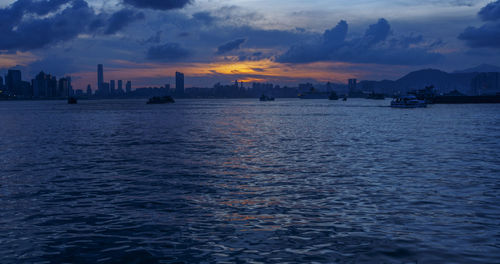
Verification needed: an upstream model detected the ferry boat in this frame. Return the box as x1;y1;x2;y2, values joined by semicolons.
328;91;339;100
67;97;77;104
391;95;427;108
259;94;275;101
147;96;175;104
298;88;329;99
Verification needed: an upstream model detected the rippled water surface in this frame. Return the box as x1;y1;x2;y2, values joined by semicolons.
1;99;499;263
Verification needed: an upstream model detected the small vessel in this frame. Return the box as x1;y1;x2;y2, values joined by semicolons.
259;94;275;101
391;95;427;108
147;96;175;104
298;88;329;99
67;97;77;104
328;91;339;100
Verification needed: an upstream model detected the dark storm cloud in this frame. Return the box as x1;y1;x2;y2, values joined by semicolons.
0;0;96;50
123;0;192;10
105;9;145;35
459;0;500;48
216;38;246;54
0;0;145;51
459;24;500;48
277;19;441;65
146;43;191;61
478;0;500;21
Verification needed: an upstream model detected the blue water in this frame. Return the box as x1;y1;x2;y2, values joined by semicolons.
0;99;499;263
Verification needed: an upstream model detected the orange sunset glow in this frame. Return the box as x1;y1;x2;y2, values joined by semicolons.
70;59;363;89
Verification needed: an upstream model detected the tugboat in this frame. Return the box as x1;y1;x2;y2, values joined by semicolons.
328;91;339;100
67;97;77;104
259;94;275;101
147;96;175;104
391;95;427;108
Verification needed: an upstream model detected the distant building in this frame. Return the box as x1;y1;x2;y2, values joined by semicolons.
471;72;500;95
348;79;357;93
97;64;104;93
32;71;57;98
176;71;184;95
110;80;115;95
6;69;22;95
126;81;132;93
298;83;314;93
87;84;92;96
118;80;123;92
103;82;110;95
75;89;84;96
66;76;73;96
0;76;3;88
58;77;69;97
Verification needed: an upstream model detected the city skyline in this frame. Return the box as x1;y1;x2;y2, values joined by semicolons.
0;0;500;90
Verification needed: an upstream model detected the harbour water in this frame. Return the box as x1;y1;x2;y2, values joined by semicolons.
1;99;499;263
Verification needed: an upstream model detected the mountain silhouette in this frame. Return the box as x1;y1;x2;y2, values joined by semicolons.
454;64;500;73
359;68;490;95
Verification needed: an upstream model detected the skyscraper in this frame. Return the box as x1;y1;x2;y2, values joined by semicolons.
87;84;92;96
58;77;69;97
118;80;122;92
110;80;115;95
176;71;184;95
126;81;131;93
97;64;103;94
348;79;357;93
6;69;22;93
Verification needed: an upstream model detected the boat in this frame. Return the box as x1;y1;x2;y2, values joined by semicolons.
391;95;427;108
328;91;339;100
67;97;77;104
259;94;275;101
147;96;175;104
298;88;329;99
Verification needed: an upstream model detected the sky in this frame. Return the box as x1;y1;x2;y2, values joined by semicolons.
0;0;499;90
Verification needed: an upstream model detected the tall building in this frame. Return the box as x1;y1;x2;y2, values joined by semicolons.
471;72;500;95
0;76;3;88
58;77;69;97
87;84;92;96
32;71;56;98
118;80;122;92
103;82;110;95
126;81;131;93
348;78;357;93
67;76;73;96
6;69;22;94
97;64;104;94
176;71;184;95
110;80;115;95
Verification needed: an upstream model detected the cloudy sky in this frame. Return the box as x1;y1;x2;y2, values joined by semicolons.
0;0;499;90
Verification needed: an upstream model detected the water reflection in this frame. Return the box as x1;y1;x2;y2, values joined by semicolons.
0;99;499;263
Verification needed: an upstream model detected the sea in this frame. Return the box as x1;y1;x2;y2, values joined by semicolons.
0;99;499;263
